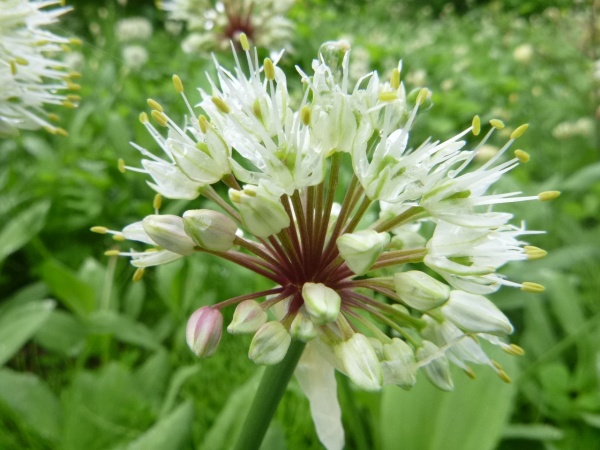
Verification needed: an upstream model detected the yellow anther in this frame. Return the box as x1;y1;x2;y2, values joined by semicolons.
91;226;108;234
252;99;262;120
133;267;145;282
521;282;545;293
69;71;82;79
172;74;184;93
104;250;121;256
472;115;481;136
151;110;169;127
524;245;547;260
497;369;512;383
416;88;430;105
153;193;163;211
112;234;126;242
47;113;60;122
62;101;77;109
538;191;560;201
463;366;476;379
490;119;505;129
15;57;28;66
139;112;149;123
60;44;72;53
118;158;126;173
300;105;311;126
70;37;82;45
264;58;276;80
67;82;82;91
514;149;530;163
491;360;502;370
198;114;208;133
510;123;529;139
390;68;400;90
10;61;17;75
211;96;230;114
378;91;398;102
147;98;163;112
239;32;250;52
504;343;525;356
67;94;82;102
55;127;69;137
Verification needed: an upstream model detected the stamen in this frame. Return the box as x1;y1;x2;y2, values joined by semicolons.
510;123;529;139
172;74;184;93
472;115;481;136
514;149;530;163
147;98;163;112
538;191;560;201
521;282;545;293
133;267;145;282
489;119;505;129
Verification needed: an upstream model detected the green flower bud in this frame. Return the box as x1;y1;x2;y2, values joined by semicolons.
336;230;390;275
290;310;318;342
441;291;513;335
301;282;341;325
227;300;268;334
394;270;450;311
142;214;195;255
381;338;417;389
248;321;291;365
336;333;383;391
417;341;453;391
183;209;237;252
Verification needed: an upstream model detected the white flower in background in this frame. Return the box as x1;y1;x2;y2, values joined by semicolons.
122;45;149;70
95;36;557;449
513;43;534;64
0;0;81;136
158;0;295;52
115;16;153;42
552;117;594;139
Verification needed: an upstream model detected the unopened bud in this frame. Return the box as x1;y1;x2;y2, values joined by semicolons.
394;271;450;311
289;310;318;342
142;214;195;255
337;230;390;275
380;338;417;388
441;291;513;335
227;300;268;334
183;209;237;252
186;306;223;357
302;283;341;325
248;321;291;365
417;341;453;391
336;333;383;391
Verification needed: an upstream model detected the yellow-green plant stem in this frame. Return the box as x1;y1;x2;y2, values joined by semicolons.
233;340;306;450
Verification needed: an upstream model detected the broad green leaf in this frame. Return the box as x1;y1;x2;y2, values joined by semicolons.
34;310;88;356
87;310;162;350
380;345;517;450
0;200;50;263
0;368;62;442
158;365;200;418
135;349;171;412
123;401;194;450
562;162;600;192
502;423;564;441
41;259;96;316
0;298;55;366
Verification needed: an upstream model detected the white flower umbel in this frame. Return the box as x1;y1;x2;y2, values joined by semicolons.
159;0;295;53
96;36;556;450
0;0;80;136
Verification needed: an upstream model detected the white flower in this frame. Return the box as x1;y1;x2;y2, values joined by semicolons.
121;45;149;70
0;0;80;136
115;16;153;42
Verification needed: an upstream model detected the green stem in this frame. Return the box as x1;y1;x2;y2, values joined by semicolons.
234;340;306;450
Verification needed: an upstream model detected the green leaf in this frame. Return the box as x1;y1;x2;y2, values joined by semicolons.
123;401;194;450
0;368;62;442
0;298;55;366
380;345;517;450
158;365;200;418
41;259;96;316
502;423;564;441
87;310;162;350
0;200;50;263
34;310;88;356
562;162;600;192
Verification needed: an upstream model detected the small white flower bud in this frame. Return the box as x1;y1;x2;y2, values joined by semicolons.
186;306;223;357
229;183;290;238
380;338;417;388
417;341;454;391
336;333;383;391
142;214;195;255
227;300;268;334
183;209;238;252
289;310;318;342
394;270;450;311
301;282;341;325
336;230;390;275
248;321;291;365
441;291;514;335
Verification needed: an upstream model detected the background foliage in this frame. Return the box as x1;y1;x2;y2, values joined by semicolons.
1;0;599;448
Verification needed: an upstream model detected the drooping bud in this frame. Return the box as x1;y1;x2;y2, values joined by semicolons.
229;183;290;238
301;282;341;325
248;321;291;365
441;290;514;335
186;306;223;357
142;214;195;255
227;300;268;334
289;310;318;342
183;209;237;252
336;333;383;391
336;230;390;275
417;341;453;391
394;270;450;311
380;338;417;389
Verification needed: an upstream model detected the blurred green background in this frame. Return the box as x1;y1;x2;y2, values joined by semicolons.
1;0;599;448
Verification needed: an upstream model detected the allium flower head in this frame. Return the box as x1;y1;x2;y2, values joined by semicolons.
0;0;81;136
96;36;557;449
159;0;295;53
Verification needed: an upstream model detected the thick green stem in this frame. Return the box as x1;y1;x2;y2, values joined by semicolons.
234;340;306;450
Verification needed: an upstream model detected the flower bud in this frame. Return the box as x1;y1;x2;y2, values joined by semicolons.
417;340;453;391
394;270;450;311
380;338;417;388
142;214;195;255
290;310;318;342
227;300;268;334
301;282;341;325
248;321;291;365
336;230;390;275
441;291;513;335
336;333;383;391
186;306;223;357
229;182;290;238
183;209;237;252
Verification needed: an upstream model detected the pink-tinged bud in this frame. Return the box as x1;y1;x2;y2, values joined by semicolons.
186;307;223;357
227;300;268;334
